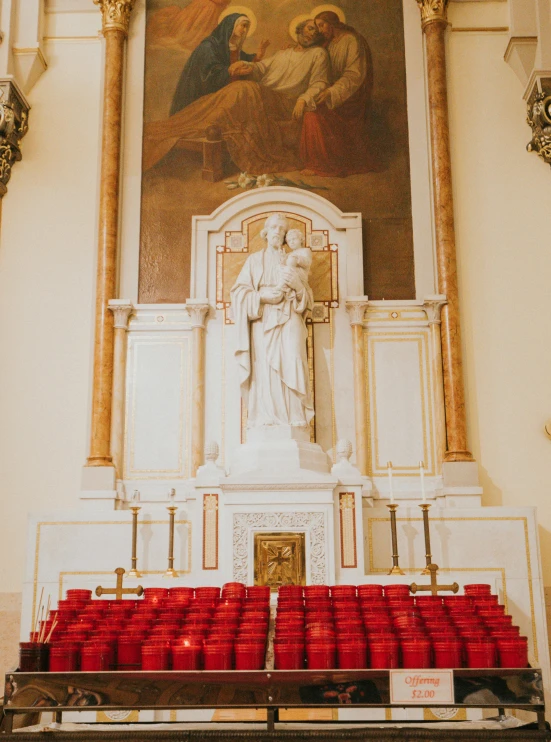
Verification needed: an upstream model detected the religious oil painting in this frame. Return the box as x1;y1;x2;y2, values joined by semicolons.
140;0;415;302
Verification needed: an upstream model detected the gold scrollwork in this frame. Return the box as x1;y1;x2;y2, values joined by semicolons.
416;0;449;28
93;0;136;34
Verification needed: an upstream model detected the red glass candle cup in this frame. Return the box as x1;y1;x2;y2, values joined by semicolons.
465;638;497;668
337;639;367;669
463;584;492;596
401;638;432;669
433;639;463;668
274;642;305;670
81;642;111;671
203;640;233;670
142;643;170;670
48;643;79;672
369;636;400;669
234;641;266;670
306;641;337;670
172;640;203;670
358;584;384;599
19;642;49;672
497;637;529;668
117;636;142;668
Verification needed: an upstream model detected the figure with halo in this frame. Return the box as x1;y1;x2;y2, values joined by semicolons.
231;214;314;429
170;12;270;115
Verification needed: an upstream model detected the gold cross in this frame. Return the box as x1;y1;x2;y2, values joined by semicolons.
410;563;459;596
95;567;144;601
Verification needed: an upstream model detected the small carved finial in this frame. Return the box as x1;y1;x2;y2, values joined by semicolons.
416;0;449;29
205;441;219;464
93;0;136;34
336;439;353;463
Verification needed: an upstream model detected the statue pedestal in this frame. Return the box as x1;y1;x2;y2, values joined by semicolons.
227;425;332;480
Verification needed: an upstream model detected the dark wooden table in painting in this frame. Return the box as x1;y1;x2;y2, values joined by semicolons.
2;669;548;740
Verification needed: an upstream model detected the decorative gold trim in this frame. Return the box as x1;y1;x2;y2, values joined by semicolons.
416;0;449;29
451;27;509;34
339;493;357;568
367;515;538;661
93;0;136;35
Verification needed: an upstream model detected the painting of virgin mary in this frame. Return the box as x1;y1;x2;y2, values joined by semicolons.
170;13;257;114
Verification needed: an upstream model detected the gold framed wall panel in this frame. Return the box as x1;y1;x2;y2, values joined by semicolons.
124;336;192;480
365;330;437;478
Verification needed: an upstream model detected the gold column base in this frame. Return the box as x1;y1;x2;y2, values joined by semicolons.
163;568;180;579
127;568;142;579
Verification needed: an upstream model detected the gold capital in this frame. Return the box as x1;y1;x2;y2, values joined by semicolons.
416;0;449;29
93;0;136;34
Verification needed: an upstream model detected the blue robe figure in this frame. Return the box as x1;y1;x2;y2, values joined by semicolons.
170;13;256;116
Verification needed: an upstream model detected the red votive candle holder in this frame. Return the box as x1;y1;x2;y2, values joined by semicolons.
369;636;400;669
433;639;463;668
203;640;233;670
306;641;337;670
337;639;367;669
80;642;111;671
358;584;384;599
465;638;497;668
401;638;432;669
19;642;49;672
142;643;170;670
234;641;266;670
117;636;142;668
274;642;305;670
48;643;79;672
172;640;203;670
497;637;529;668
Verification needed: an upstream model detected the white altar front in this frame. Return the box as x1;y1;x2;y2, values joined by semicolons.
19;187;551;714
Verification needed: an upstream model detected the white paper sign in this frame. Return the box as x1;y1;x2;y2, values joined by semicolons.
390;670;454;705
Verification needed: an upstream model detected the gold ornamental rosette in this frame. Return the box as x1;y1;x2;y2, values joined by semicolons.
416;0;449;29
93;0;136;34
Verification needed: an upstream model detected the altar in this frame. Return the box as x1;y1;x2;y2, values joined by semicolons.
16;185;551;725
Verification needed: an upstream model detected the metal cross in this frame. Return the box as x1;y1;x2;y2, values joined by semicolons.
95;567;144;600
410;563;459;596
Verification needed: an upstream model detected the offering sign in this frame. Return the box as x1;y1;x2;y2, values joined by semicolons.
390;670;454;705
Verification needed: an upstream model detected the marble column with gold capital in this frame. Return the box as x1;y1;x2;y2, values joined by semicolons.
345;297;370;477
86;0;136;471
186;300;210;478
416;0;474;463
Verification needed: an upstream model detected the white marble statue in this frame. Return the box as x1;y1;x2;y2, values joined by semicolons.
231;214;314;429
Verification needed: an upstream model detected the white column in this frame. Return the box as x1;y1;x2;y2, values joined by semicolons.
423;295;447;474
186;300;210;477
108;300;133;491
345;297;370;476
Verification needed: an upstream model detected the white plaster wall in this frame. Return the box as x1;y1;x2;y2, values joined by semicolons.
0;21;102;592
447;6;551;579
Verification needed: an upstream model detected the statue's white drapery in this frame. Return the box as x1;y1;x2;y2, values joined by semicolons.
231;246;314;428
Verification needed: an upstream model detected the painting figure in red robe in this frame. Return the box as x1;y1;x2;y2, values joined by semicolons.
300;11;376;177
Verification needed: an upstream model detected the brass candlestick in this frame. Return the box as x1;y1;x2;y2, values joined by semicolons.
164;504;179;578
128;505;142;578
420;503;433;575
386;504;405;575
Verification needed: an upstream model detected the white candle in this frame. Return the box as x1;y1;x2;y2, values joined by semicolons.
419;461;426;502
387;461;394;504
